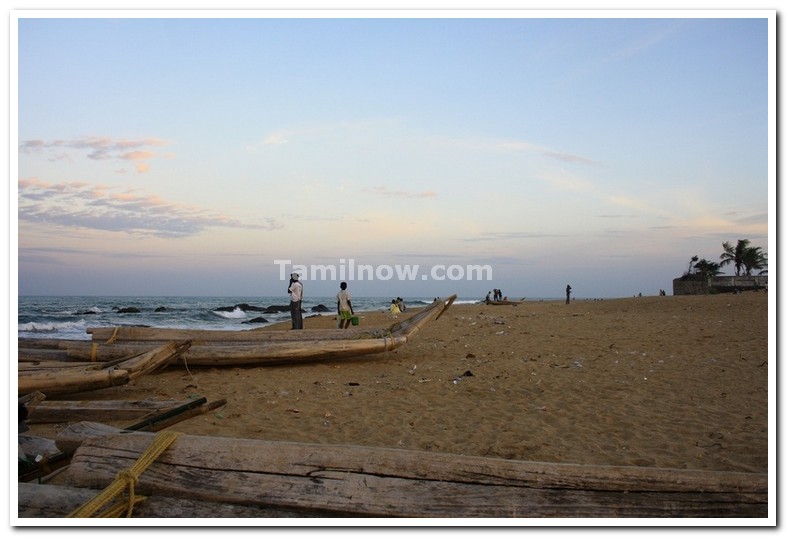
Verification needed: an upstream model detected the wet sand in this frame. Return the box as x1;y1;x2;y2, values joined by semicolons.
29;292;770;474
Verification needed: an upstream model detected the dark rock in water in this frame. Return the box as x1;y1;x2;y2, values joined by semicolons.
311;304;330;312
264;305;291;313
238;303;267;312
76;311;97;315
155;306;167;312
216;303;268;313
242;317;269;324
117;307;141;314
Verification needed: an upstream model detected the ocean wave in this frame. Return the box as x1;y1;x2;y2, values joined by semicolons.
19;319;87;334
211;307;248;319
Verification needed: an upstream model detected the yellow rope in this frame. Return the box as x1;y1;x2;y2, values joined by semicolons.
67;430;181;518
90;343;98;362
105;327;120;344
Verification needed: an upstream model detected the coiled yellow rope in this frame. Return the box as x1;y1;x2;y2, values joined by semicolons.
67;430;181;518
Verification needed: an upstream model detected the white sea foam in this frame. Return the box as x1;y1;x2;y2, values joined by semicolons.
18;319;88;334
212;307;248;319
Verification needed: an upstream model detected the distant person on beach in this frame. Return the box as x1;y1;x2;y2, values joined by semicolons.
565;284;572;304
485;291;492;303
288;273;303;329
396;297;406;312
336;282;354;329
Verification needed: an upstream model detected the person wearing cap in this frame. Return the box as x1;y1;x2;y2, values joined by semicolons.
288;273;304;329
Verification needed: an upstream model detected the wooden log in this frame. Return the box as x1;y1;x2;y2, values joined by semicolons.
18;367;129;397
17;338;72;350
18;349;72;362
18;483;336;518
62;432;768;518
17;341;190;396
25;399;183;424
19;361;112;372
135;399;227;432
55;422;131;455
54;400;225;454
18;435;60;460
18;392;46;406
59;339;403;366
115;340;191;379
124;397;208;431
86;325;393;343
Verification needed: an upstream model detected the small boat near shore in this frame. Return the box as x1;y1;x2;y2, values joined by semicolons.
485;298;527;306
19;295;457;368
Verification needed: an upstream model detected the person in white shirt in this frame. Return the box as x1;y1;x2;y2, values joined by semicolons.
336;282;354;329
288;273;303;329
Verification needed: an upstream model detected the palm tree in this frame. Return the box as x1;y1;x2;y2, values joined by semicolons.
685;255;699;276
720;240;750;276
741;246;768;276
693;258;723;280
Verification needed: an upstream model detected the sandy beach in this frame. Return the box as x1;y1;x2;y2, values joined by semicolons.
27;291;769;474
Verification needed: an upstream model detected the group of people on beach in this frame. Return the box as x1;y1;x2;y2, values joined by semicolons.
288;273;356;330
389;297;406;315
486;289;506;302
287;273;406;330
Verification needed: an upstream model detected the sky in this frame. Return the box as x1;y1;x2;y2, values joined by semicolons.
13;10;774;299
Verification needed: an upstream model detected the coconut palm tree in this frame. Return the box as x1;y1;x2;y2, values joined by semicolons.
693;258;723;280
720;240;750;276
741;246;768;276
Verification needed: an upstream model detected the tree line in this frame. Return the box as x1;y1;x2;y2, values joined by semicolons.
683;239;768;281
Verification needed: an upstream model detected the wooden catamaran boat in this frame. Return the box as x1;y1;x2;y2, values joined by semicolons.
17;341;191;396
26;295;457;368
485;298;526;306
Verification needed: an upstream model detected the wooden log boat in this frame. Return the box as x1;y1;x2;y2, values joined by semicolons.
485;299;527;306
51;428;767;518
51;295;457;367
17;341;190;396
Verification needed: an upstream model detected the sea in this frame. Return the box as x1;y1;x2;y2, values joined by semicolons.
17;296;484;341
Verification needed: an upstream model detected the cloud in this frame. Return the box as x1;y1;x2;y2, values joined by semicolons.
364;186;437;199
461;231;567;242
19;245;173;263
607;194;648;210
19;136;171;174
597;213;638;219
18;178;282;238
542;151;599;166
538;169;593;192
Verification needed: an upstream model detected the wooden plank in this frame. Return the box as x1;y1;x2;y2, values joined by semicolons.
18;483;336;518
62;431;767;518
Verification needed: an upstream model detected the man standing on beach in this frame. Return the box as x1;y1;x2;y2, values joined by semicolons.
336;282;354;329
565;284;572;304
288;273;303;329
